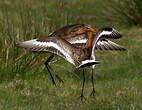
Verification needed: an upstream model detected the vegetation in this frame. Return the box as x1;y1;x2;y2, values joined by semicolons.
0;0;142;109
101;0;142;26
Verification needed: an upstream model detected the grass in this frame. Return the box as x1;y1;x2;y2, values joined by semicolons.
100;0;142;26
0;0;142;109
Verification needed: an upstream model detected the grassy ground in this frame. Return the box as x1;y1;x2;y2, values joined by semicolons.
0;0;142;110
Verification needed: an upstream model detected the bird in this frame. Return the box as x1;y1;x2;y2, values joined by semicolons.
41;24;126;89
17;26;126;100
48;24;126;51
38;24;126;86
16;24;126;86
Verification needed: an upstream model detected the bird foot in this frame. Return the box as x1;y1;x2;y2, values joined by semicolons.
90;89;96;97
79;94;87;102
55;75;64;83
52;81;57;87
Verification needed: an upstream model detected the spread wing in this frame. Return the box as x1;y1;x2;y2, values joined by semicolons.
17;37;66;59
16;37;75;65
96;39;126;51
91;27;127;54
33;25;126;51
65;33;126;51
98;27;122;39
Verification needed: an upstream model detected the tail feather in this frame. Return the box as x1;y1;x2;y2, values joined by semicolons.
77;60;100;69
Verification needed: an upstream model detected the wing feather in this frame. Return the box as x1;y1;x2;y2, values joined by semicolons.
100;27;122;39
17;39;66;59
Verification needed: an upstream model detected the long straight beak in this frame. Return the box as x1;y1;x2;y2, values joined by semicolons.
92;29;96;33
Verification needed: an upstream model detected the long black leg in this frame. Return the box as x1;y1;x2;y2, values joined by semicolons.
79;69;87;101
45;54;63;85
46;57;64;83
90;69;96;96
46;65;56;86
44;54;56;86
48;65;64;83
45;54;55;64
54;74;64;83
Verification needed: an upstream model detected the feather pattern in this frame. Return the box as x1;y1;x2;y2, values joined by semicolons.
17;37;76;65
49;24;85;37
98;27;122;39
17;26;126;69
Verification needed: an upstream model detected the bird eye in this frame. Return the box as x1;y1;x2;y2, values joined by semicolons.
85;26;90;29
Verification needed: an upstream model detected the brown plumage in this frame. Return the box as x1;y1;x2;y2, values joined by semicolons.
17;26;126;68
17;26;127;100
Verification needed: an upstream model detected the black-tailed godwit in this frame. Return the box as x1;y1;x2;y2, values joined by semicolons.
17;26;126;100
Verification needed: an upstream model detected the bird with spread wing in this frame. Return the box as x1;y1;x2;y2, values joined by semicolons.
17;24;126;100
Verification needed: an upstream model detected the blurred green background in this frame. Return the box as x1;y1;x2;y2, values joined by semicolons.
0;0;142;109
